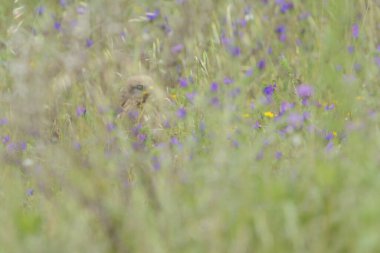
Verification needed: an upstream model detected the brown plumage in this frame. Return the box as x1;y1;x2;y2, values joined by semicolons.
117;75;170;134
118;75;155;117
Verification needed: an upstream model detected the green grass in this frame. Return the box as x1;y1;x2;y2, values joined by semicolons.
1;0;380;252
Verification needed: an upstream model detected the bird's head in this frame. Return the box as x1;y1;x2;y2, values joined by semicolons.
121;75;155;108
117;74;171;125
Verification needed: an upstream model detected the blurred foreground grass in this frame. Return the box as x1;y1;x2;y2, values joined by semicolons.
1;0;380;252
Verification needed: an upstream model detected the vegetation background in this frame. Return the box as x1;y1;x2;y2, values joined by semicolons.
1;0;380;252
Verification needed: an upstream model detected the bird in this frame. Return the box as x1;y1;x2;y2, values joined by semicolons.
116;75;171;137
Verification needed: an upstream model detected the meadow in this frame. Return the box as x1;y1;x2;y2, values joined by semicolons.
1;0;380;252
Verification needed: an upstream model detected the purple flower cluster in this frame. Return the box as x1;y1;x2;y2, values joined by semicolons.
276;0;294;13
296;84;314;103
76;106;86;117
146;9;160;21
177;107;187;119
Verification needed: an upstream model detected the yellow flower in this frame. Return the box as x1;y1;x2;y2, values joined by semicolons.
242;113;250;118
264;111;274;118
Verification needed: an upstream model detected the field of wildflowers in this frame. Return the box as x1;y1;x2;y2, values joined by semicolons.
1;0;380;252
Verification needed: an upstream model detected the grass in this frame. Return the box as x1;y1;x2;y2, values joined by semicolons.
1;0;380;252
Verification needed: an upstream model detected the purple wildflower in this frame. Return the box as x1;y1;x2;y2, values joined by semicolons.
220;33;231;46
132;124;142;136
20;142;27;151
229;46;241;57
179;77;188;88
171;44;184;54
279;101;294;115
275;151;283;160
325;104;335;111
106;122;116;132
352;24;359;39
171;137;180;145
0;118;7;126
279;32;287;42
210;97;220;107
348;45;355;54
257;59;266;70
26;189;34;196
146;9;160;21
59;0;67;7
375;56;380;67
296;84;314;99
245;68;253;77
128;110;139;121
210;82;219;92
160;21;172;35
303;111;310;120
287;113;304;128
177;107;187;119
137;133;147;143
163;120;171;128
86;38;94;48
76;106;86;117
263;84;276;96
240;19;247;27
224;77;234;85
36;6;45;15
77;6;87;15
7;142;17;152
279;2;294;13
325;132;334;141
276;25;286;34
2;135;10;144
253;121;261;129
54;21;61;31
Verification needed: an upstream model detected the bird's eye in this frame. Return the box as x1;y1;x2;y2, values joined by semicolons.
134;84;144;91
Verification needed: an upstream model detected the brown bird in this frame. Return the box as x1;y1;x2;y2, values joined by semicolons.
117;75;170;134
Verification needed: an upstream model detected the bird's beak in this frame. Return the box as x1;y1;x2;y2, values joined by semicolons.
143;85;154;96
